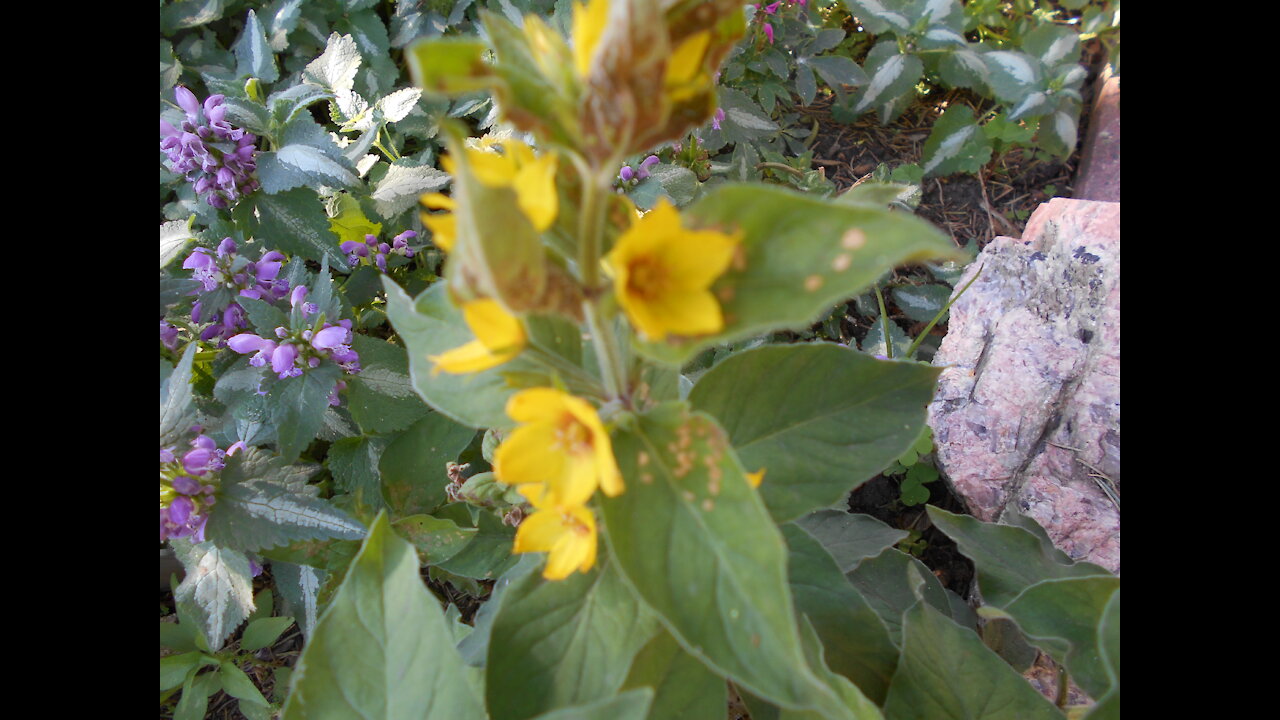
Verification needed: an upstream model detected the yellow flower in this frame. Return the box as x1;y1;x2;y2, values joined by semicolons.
493;388;623;508
572;0;609;78
664;30;711;103
418;139;559;253
513;491;598;580
428;298;527;374
604;198;740;341
746;468;765;488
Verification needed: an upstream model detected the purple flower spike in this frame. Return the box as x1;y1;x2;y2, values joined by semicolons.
162;87;258;208
764;1;780;14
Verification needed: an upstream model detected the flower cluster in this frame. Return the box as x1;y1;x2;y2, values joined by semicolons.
341;230;417;272
618;155;660;184
183;238;287;344
160;86;260;209
493;388;624;580
160;427;230;543
227;286;362;405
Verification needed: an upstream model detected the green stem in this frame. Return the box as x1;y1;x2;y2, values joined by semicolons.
903;263;983;360
576;168;630;404
874;284;893;359
755;161;806;178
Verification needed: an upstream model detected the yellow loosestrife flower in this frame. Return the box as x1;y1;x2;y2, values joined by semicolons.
494;388;623;508
664;30;712;103
605;198;740;341
428;298;527;374
747;468;765;488
418;139;559;252
514;490;598;580
572;0;609;78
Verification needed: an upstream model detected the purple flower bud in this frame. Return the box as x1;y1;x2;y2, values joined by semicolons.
764;22;774;43
261;251;284;264
764;1;780;14
226;441;247;457
183;248;214;271
365;234;379;247
160;447;176;464
340;240;364;254
272;343;298;377
173;476;202;495
160;119;180;138
216;237;237;257
249;560;263;577
308;357;321;368
228;333;269;354
712;107;725;131
303;302;319;316
619;166;635;182
182;448;213;475
339;319;353;330
174;86;201;118
312;325;352;350
290;285;308;308
169;496;194;525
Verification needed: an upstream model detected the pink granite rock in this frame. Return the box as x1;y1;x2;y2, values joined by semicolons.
929;198;1120;573
1074;66;1120;202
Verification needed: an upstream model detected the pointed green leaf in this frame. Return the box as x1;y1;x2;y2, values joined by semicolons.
784;524;898;704
282;513;486;719
883;603;1062;720
796;510;908;573
921;105;992;177
161;652;205;692
161;343;199;447
372;161;452;217
528;689;655;720
406;38;496;95
240;616;296;652
265;364;343;462
982;51;1042;103
272;561;325;639
393;514;477;565
621;628;726;720
304;33;362;94
1084;590;1119;719
379;411;477;515
251;189;349;270
926;507;1111;608
258;144;359;193
327;434;392;509
601;404;859;718
173;540;257;651
1002;576;1121;699
844;547;952;647
486;560;656;720
688;343;941;522
806;55;868;96
161;217;196;269
637;185;958;365
346;335;431;434
852;52;921;114
436;511;518;580
220;659;269;707
233;10;279;83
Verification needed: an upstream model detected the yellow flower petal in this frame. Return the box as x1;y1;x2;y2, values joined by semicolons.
466;147;519;186
513;505;598;580
572;0;609;78
645;288;724;337
665;30;711;103
746;468;766;488
496;388;623;506
420;211;456;252
428;299;525;375
514;151;559;232
494;423;566;488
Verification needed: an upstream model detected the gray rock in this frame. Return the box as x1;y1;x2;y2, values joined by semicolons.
928;198;1120;574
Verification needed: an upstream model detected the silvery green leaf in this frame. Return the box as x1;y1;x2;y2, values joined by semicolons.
806;55;869;97
267;84;334;126
258;144;360;194
161;217;197;269
1038;109;1079;159
1022;24;1080;68
372;161;452;217
232;10;279;83
161;0;227;32
161;343;199;447
304;33;362;94
916;0;962;30
648;164;699;207
263;0;303;51
1006;91;1050;122
939;49;989;89
982;51;1041;103
220;97;271;135
920;25;967;49
845;0;912;35
1058;64;1087;89
173;540;256;651
853;52;922;114
378;87;423;123
161;40;183;93
272;561;324;639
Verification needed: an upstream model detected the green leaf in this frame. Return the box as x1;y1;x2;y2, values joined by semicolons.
347;335;431;434
172;540;257;651
281;512;486;720
233;10;279;83
891;284;952;323
162;0;227;32
393;514;478;565
406;38;496;95
1037;108;1079;160
240;616;296;652
436;511;518;580
648;164;699;207
688;343;941;522
843;547;952;647
926;507;1111;608
220;660;269;707
161;217;196;269
783;524;898;705
600;403;859;718
851;51;922;115
258;144;360;193
304;33;362;95
882;603;1062;720
1084;591;1120;720
486;560;656;720
842;1;912;35
621;629;726;720
174;666;221;720
806;56;868;97
921;105;992;177
1022;24;1080;68
372;161;452;217
637;185;958;365
251;189;349;269
266;364;343;462
982;51;1042;103
161;651;205;692
998;576;1121;699
860;317;911;359
383;278;546;429
161;343;199;447
795;510;908;573
327;434;392;508
268;84;335;126
206;447;366;553
236;296;289;333
379;412;477;515
527;689;655;720
271;561;325;639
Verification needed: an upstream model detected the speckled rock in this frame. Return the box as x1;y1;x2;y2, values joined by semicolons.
928;198;1120;573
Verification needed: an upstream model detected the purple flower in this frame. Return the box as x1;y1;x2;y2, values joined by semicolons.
272;343;300;378
763;1;781;14
160;320;180;349
764;22;774;44
637;155;660;180
290;285;309;309
173;476;203;495
311;325;351;352
619;165;635;182
712;107;726;131
161;87;259;209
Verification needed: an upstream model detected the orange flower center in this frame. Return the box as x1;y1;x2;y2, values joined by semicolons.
627;256;669;301
553;414;594;456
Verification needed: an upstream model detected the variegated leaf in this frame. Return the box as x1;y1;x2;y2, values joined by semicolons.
173;540;257;650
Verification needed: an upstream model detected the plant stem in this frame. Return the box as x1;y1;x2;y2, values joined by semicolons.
874;284;893;359
576;168;629;404
903;262;983;359
754;161;806;178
